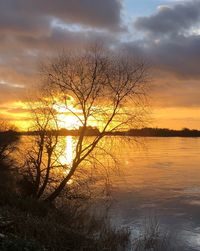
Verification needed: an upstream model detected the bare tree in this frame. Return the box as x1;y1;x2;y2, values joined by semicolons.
37;45;149;202
22;97;106;201
20;98;63;198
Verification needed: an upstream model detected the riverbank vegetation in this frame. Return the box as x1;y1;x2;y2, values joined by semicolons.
0;125;131;251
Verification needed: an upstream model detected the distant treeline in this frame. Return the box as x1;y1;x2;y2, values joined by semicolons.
123;127;200;137
19;126;100;136
15;127;200;137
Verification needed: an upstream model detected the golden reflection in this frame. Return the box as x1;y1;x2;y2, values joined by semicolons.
59;136;74;168
59;136;74;184
66;136;73;167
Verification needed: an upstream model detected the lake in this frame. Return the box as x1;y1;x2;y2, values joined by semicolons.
18;136;200;250
107;137;200;251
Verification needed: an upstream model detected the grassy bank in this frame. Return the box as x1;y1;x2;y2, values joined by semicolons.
0;158;130;251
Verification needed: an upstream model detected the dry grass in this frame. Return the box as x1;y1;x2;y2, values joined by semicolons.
0;203;130;251
132;217;176;251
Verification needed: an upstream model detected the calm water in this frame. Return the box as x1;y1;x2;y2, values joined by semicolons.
19;136;200;250
108;137;200;250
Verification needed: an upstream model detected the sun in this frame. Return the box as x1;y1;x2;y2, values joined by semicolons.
52;95;99;130
52;99;82;129
58;113;82;129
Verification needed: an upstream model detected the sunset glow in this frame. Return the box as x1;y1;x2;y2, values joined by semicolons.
1;1;200;250
0;0;199;131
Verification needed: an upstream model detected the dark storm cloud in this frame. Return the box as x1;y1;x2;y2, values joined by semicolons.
0;27;116;86
132;35;200;78
1;0;200;113
123;0;200;109
0;0;123;33
135;0;200;36
39;0;122;30
0;0;121;100
132;0;200;79
16;28;116;52
122;35;200;107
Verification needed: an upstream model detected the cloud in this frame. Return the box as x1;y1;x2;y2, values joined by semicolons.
1;0;200;128
121;33;200;108
122;0;200;110
140;35;200;78
0;0;122;103
150;75;200;108
130;0;200;80
0;83;26;104
135;0;200;36
0;26;117;92
0;0;123;33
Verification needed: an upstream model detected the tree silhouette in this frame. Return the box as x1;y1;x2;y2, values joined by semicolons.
25;45;148;202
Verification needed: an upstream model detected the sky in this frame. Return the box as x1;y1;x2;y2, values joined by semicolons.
0;0;200;130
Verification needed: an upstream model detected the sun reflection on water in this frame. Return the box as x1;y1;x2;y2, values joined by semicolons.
58;136;74;184
66;136;73;167
59;136;74;178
